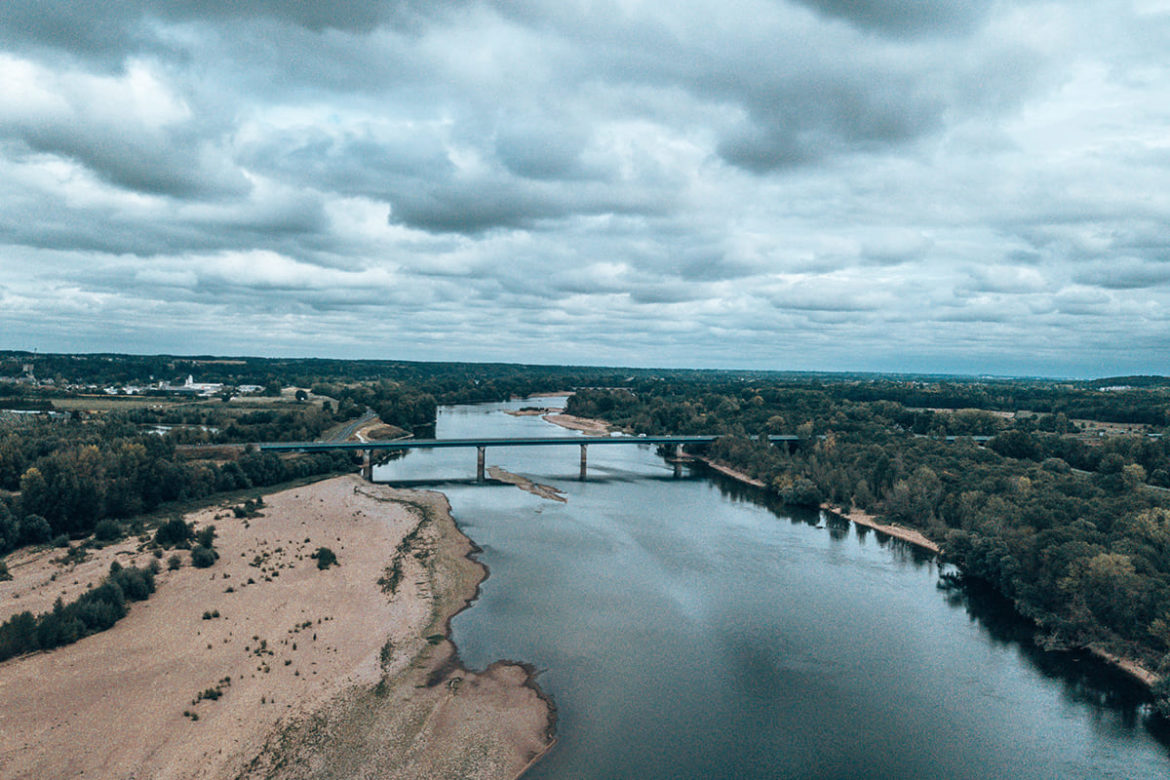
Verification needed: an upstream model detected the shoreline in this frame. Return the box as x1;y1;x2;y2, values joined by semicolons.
0;476;555;779
242;483;558;779
824;506;941;555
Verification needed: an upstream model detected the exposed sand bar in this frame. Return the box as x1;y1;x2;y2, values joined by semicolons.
0;476;554;779
541;413;611;435
488;466;567;503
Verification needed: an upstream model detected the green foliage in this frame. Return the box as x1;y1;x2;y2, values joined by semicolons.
93;518;122;542
190;545;217;568
19;514;51;546
312;546;337;570
0;563;156;661
155;517;193;548
195;525;216;549
167;553;182;571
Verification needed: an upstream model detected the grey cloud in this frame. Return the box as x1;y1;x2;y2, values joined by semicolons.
495;122;592;181
10;130;246;200
1074;261;1170;291
0;1;446;58
786;0;987;37
718;71;945;172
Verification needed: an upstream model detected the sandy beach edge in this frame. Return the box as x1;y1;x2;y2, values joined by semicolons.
359;485;561;774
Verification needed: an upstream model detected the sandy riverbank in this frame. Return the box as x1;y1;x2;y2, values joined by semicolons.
695;456;941;554
0;476;554;779
825;507;941;554
695;456;766;488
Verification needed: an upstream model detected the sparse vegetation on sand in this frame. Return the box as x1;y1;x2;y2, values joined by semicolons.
0;561;156;661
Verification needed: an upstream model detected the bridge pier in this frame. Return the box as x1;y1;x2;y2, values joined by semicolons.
362;448;373;481
477;446;486;482
579;443;587;480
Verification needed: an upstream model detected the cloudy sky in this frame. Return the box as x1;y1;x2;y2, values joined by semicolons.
1;1;1168;377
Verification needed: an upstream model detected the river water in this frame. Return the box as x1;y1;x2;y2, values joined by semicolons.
375;400;1170;779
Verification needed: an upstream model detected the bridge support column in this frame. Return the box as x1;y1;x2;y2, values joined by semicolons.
579;443;588;480
477;446;486;482
362;448;373;481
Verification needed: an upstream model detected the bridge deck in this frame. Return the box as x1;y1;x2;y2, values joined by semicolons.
259;435;799;452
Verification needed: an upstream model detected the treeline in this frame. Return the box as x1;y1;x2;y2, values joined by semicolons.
0;562;157;661
0;427;352;555
568;383;1170;714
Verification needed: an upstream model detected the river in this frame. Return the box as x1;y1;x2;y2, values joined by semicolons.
375;400;1170;779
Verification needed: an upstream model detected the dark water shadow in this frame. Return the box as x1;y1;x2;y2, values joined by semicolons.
698;460;1170;749
939;575;1170;746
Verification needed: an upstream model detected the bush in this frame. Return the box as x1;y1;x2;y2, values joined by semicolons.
51;534;70;548
155;517;193;548
0;560;10;581
191;546;217;568
167;554;182;571
19;515;52;545
313;546;337;570
780;476;824;507
195;525;216;549
94;519;122;542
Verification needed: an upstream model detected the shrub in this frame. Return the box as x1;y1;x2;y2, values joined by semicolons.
51;534;69;548
94;519;122;542
191;546;217;569
195;525;216;549
0;560;10;581
312;547;337;570
168;554;182;571
155;517;193;548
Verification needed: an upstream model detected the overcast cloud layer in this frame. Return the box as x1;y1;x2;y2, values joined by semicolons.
2;0;1169;376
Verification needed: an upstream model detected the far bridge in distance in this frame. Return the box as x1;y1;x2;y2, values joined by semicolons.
259;435;801;481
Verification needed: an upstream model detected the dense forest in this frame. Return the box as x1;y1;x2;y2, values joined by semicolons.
4;352;1170;717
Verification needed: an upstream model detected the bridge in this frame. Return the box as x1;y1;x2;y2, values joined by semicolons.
259;435;800;481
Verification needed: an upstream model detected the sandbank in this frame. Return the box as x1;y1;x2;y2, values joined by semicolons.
488;466;567;503
0;475;554;779
541;413;611;435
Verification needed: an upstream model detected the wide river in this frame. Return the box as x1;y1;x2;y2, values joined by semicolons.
375;400;1170;779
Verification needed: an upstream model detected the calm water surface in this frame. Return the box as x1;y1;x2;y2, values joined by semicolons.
376;401;1170;779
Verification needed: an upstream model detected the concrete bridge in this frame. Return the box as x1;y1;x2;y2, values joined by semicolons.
259;435;799;481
